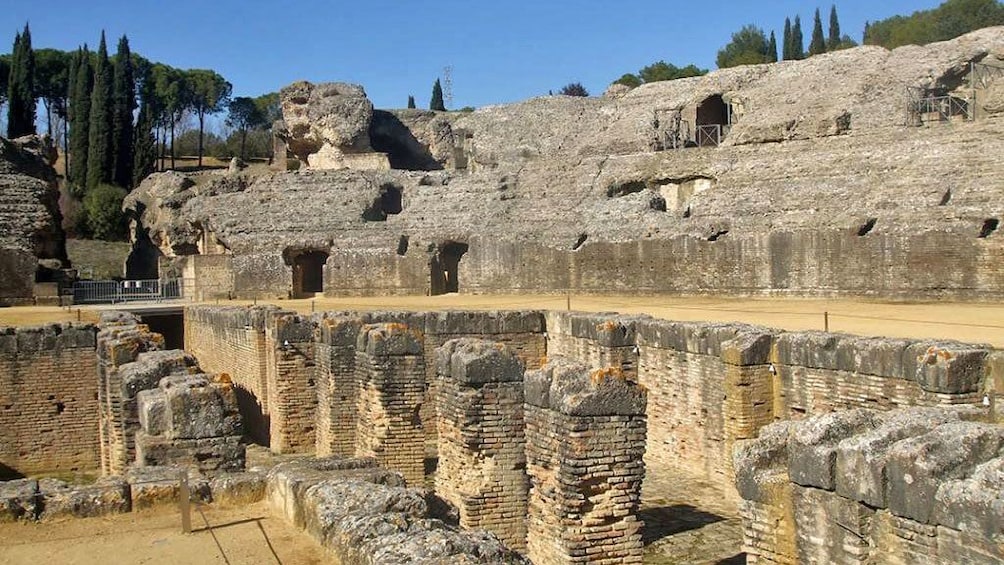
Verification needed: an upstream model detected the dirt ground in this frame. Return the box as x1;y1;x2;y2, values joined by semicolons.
0;502;330;565
3;294;1004;347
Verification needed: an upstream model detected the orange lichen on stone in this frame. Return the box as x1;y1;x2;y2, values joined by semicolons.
590;366;626;384
215;373;233;385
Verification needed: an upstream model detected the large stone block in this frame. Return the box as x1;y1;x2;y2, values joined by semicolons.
906;343;989;394
788;409;883;490
526;358;646;416
38;477;130;520
0;479;38;522
734;421;795;503
357;323;423;356
160;374;242;440
435;338;525;385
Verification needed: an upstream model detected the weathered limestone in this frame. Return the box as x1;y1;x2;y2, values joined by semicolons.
524;358;648;564
135;373;245;473
435;338;528;550
354;323;426;486
734;406;1004;564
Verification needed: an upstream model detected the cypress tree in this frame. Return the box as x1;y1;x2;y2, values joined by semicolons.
68;46;92;195
828;5;841;51
86;32;113;190
111;35;135;188
809;8;827;56
783;18;793;60
430;79;445;111
132;100;156;188
407;95;416;109
7;25;37;138
768;31;778;63
792;16;805;59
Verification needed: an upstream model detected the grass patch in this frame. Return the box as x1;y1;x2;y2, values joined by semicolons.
67;238;132;280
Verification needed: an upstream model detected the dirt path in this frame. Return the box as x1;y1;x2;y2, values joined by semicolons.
4;294;1004;347
0;502;330;565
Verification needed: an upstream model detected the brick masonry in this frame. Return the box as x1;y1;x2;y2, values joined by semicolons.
435;338;528;550
265;312;317;455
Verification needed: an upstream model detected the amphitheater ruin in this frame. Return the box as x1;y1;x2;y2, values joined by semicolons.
2;27;1004;565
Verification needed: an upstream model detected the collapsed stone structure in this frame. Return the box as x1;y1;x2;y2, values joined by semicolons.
1;305;1003;562
0;135;68;306
126;28;1004;300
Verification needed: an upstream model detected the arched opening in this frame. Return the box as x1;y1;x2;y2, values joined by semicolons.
695;95;730;147
362;183;404;221
292;250;328;298
430;241;469;295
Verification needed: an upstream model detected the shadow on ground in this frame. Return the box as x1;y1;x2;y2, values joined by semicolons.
641;504;726;544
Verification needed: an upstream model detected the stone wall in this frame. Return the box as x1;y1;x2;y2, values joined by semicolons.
264;312;317;454
184;306;273;444
545;311;994;501
524;358;647;564
734;407;1004;564
435;338;528;550
314;316;363;457
0;248;36;306
181;254;234;301
0;323;99;476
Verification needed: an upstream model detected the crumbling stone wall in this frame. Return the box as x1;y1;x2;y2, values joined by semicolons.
0;323;99;476
354;323;425;486
264;312;317;454
734;406;1004;564
135;373;245;473
524;358;647;564
314;316;364;457
184;306;274;444
435;338;528;551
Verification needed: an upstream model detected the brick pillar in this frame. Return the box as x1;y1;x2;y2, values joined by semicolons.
265;312;317;455
315;316;363;456
96;314;168;475
524;359;647;564
354;323;425;486
435;338;528;551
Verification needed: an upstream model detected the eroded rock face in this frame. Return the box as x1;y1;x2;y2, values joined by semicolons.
277;81;378;167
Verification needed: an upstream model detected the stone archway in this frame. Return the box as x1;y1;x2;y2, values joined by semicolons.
430;241;469;295
292;250;329;298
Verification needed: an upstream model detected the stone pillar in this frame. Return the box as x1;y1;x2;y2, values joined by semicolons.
524;359;647;564
434;338;528;551
354;323;425;486
265;312;317;454
315;316;363;457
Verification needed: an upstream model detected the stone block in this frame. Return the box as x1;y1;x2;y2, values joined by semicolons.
772;331;840;370
733;421;794;502
525;358;646;416
0;479;38;521
932;456;1004;539
209;471;267;505
834;336;910;377
721;330;774;366
38;477;130;520
161;374;242;440
886;421;1004;524
435;338;525;385
834;407;970;507
357;323;423;356
119;349;198;401
316;316;365;346
906;343;988;394
138;389;168;435
126;466;209;510
136;433;246;473
788;408;883;490
270;312;316;344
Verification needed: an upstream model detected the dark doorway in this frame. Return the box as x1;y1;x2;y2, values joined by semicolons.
141;312;185;350
431;241;469;295
696;95;729;147
292;250;328;298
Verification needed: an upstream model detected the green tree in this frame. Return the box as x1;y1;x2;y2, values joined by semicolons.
864;0;1004;48
792;16;805;59
613;73;642;88
430;78;445;111
34;49;70;140
151;63;189;169
0;55;9;107
111;35;135;188
86;32;114;190
407;95;416;109
132;59;157;188
768;31;779;62
783;18;793;60
226;96;265;160
83;183;128;240
186;69;231;167
559;82;589;96
717;24;774;68
809;9;827;55
638;61;706;82
68;46;92;195
828;5;842;50
7;24;37;138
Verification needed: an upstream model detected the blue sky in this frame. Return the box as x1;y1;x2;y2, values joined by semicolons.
2;1;945;110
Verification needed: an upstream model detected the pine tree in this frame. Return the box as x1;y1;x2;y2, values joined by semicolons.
768;31;778;63
86;32;114;190
111;35;135;188
68;46;92;195
792;16;805;59
783;18;793;60
407;95;416;109
7;24;37;138
828;5;841;51
809;8;827;56
430;79;445;111
132;100;156;188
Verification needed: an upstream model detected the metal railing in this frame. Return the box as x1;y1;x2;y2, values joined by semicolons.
71;279;183;304
911;95;971;123
695;124;727;147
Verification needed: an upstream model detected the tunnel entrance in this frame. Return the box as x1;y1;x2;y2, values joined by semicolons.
292;250;328;298
431;241;469;295
695;95;730;147
140;311;185;350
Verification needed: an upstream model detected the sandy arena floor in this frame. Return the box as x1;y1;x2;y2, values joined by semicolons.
7;294;997;346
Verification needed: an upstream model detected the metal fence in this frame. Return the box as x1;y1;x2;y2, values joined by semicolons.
912;95;971;123
71;279;183;304
695;124;727;147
